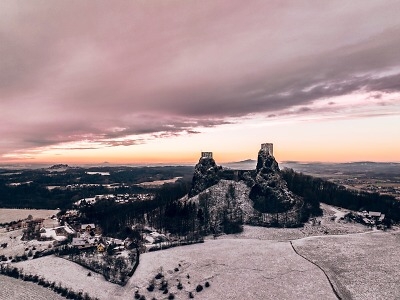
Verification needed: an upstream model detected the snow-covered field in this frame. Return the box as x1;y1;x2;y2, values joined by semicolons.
0;209;59;223
5;204;398;300
0;229;54;257
16;256;116;300
138;176;182;186
118;238;337;300
16;236;336;300
292;230;400;299
0;275;64;300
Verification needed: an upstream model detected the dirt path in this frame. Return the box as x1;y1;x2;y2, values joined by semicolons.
290;229;400;300
289;241;350;300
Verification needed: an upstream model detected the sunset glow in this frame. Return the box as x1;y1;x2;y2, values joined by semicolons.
1;1;400;165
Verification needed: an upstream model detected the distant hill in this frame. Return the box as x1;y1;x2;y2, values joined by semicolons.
48;164;69;170
281;161;400;177
222;159;257;170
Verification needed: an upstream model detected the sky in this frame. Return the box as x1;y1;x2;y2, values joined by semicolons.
1;0;400;165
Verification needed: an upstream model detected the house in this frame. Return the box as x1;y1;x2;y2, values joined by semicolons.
81;224;96;232
106;238;124;247
71;237;96;249
55;227;68;236
368;211;382;219
72;238;86;248
97;243;106;253
361;211;386;225
379;214;386;222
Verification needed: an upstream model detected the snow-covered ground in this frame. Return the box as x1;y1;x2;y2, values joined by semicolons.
0;275;65;300
0;228;54;257
4;204;398;299
119;238;337;300
0;209;59;224
137;177;182;186
16;256;116;300
292;230;400;300
185;179;255;223
39;225;74;242
15;237;336;300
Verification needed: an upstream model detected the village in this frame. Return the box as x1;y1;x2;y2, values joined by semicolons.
73;193;155;206
0;207;178;286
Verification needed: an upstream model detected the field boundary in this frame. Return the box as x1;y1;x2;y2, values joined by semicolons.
289;241;342;300
0;264;97;299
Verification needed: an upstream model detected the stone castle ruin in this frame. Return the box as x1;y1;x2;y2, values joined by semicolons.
260;143;273;156
201;152;213;159
189;142;303;227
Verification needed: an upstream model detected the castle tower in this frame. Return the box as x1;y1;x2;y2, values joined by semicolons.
261;143;273;156
201;152;213;159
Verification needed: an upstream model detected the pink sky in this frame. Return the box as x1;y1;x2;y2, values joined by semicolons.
1;0;400;164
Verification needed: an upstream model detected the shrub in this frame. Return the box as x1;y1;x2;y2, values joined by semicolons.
147;283;155;292
67;290;75;299
188;292;194;298
196;285;203;292
174;268;179;272
160;280;168;290
61;288;68;297
163;288;169;294
155;272;163;279
177;282;183;290
134;292;141;299
168;293;175;299
205;281;210;288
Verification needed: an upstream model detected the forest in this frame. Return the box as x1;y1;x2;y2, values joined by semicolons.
282;168;400;222
80;180;243;238
0;165;193;209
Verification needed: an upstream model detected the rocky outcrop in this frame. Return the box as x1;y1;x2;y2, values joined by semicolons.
188;156;222;197
256;146;279;174
188;180;255;227
249;147;299;214
187;144;304;227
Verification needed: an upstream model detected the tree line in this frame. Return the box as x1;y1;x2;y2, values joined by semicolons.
282;168;400;222
80;180;194;236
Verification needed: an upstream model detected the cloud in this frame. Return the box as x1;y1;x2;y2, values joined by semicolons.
1;0;400;158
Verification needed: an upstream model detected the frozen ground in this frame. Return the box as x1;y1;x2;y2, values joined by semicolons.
0;275;64;300
6;204;399;300
16;238;336;300
0;209;59;223
0;228;54;257
116;238;337;300
292;230;400;300
16;256;116;300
